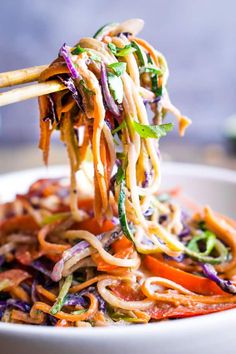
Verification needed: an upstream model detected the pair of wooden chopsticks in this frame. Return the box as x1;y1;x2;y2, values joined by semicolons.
0;65;66;107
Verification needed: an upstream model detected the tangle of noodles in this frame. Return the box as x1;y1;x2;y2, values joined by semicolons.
1;19;236;327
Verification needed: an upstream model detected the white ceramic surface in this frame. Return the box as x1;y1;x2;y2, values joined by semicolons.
0;163;236;354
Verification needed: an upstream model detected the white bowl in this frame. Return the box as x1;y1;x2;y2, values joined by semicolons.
0;163;236;354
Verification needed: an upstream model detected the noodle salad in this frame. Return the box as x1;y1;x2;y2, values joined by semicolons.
1;19;236;327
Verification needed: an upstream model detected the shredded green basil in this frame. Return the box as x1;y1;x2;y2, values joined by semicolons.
79;80;95;96
71;45;86;55
89;52;102;62
108;62;126;76
112;120;126;135
108;43;136;57
139;65;162;76
131;41;146;66
133;121;173;139
107;73;123;103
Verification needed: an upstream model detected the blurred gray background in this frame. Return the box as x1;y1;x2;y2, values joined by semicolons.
0;0;236;171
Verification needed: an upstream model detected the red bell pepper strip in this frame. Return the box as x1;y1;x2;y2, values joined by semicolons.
144;256;226;296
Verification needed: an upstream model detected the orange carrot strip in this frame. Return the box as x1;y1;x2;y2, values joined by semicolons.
11;309;44;324
38;223;70;254
70;275;117;293
36;285;56;302
10;286;30;303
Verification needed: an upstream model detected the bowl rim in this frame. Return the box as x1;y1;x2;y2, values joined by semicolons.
0;161;236;183
0;162;236;336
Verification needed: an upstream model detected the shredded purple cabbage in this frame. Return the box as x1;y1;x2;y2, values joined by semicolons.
0;299;30;319
178;225;191;239
31;279;39;303
51;229;120;282
48;94;59;124
58;75;84;111
79;286;106;312
0;302;7;320
117;32;132;38
143;208;153;217
142;171;149;188
178;211;191;239
32;257;53;277
100;62;120;118
143;96;161;105
0;255;5;267
59;43;79;79
104;229;122;250
7;299;31;312
164;254;185;263
159;214;168;224
51;234;104;282
64;293;87;307
201;263;236;294
21;282;31;296
47;314;58;326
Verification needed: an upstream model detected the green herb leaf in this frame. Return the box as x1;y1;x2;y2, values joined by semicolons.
133;121;174;139
71;45;86;55
140;65;162;76
156;193;170;203
50;275;73;315
108;62;126;76
146;54;163;97
89;53;102;62
79;80;95;96
107;73;123;104
118;179;135;244
154;86;163;97
116;152;126;160
131;41;146;66
108;43;136;57
116;165;125;185
112;120;126;135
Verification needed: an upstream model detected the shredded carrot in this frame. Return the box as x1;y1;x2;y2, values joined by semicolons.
38;223;70;254
36;285;56;302
10;286;30;303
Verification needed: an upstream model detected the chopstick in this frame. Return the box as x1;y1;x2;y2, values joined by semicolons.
0;80;66;107
0;65;66;107
0;65;48;88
